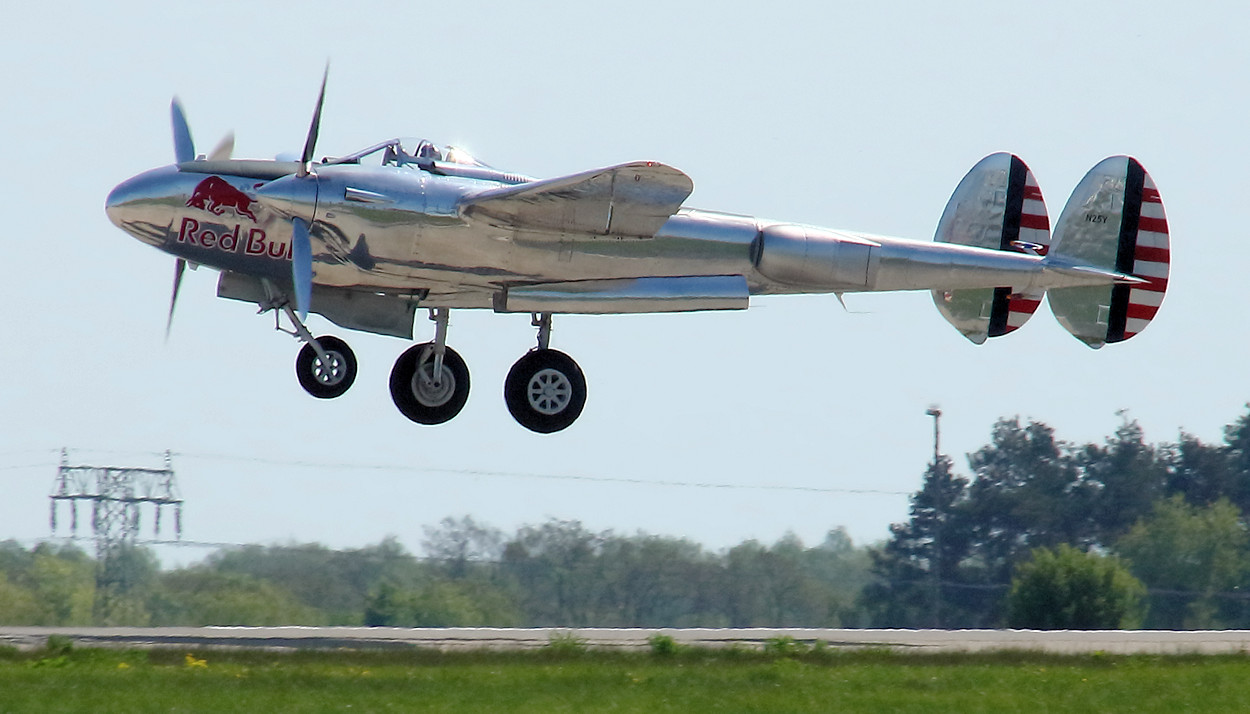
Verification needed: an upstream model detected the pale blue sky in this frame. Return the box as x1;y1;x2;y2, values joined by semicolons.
1;2;1241;561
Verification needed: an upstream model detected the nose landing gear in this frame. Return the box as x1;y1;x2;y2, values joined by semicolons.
295;335;357;399
262;283;358;400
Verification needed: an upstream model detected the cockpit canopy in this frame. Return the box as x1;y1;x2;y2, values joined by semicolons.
323;138;529;185
387;139;490;168
327;138;488;169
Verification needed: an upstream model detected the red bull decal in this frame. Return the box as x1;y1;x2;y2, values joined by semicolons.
186;176;258;221
177;217;292;260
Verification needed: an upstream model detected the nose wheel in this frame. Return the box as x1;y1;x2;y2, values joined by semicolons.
295;335;357;399
505;348;586;433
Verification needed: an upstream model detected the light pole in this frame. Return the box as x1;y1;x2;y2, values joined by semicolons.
925;406;942;628
926;406;942;464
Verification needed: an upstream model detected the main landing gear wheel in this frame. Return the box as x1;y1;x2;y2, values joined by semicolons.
295;335;357;399
389;342;470;424
504;349;586;434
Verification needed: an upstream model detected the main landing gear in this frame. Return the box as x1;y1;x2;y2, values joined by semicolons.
271;296;587;433
503;313;586;433
388;308;471;425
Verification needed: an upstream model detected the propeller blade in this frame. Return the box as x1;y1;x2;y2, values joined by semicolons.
171;99;195;164
299;66;329;177
165;258;186;340
291;218;313;319
206;132;234;162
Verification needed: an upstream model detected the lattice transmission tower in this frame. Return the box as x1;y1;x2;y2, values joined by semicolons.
49;449;183;619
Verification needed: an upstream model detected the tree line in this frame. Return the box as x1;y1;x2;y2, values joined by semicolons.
0;521;872;628
870;410;1250;629
6;407;1250;629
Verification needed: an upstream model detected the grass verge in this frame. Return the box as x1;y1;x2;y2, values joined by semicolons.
2;643;1249;713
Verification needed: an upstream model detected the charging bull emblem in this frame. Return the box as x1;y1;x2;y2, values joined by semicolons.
186;176;258;221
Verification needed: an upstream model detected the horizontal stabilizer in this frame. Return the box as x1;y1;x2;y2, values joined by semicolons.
1047;156;1170;348
932;153;1050;344
461;161;693;239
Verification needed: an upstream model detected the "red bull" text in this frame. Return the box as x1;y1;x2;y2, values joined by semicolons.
177;217;292;260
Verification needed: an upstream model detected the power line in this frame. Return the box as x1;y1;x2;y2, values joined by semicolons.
173;451;912;496
30;535;298;552
1;448;913;496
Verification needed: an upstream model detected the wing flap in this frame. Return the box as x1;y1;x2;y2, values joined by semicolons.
460;161;693;238
496;275;748;314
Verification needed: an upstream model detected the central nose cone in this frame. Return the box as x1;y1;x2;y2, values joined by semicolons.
105;174;144;229
105;166;183;246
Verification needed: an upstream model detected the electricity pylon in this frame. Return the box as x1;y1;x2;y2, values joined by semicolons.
49;449;183;620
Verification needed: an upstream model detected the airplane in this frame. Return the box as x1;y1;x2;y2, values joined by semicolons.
106;74;1169;433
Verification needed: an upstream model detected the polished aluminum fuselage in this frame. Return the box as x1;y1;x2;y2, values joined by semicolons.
111;164;758;307
107;158;1113;321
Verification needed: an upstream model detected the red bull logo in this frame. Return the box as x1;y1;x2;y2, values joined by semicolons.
186;176;258;221
178;177;289;261
176;218;291;261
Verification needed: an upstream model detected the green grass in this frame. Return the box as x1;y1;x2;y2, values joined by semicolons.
3;644;1250;713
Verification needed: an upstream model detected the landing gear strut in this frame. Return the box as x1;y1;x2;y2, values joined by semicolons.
262;282;358;399
504;313;586;433
389;308;471;424
263;287;586;431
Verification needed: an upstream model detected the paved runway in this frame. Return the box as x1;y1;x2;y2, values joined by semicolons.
4;627;1250;654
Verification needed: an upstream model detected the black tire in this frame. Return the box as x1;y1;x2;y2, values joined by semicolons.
295;335;357;399
504;349;586;434
389;342;470;424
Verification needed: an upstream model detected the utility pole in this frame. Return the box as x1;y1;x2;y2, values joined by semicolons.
926;406;942;464
50;449;183;621
925;406;943;629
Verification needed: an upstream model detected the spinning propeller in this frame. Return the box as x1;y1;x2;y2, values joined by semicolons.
166;99;231;337
255;66;328;320
165;68;327;335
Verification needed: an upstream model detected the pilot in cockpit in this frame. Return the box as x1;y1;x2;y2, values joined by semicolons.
416;142;442;161
381;144;400;166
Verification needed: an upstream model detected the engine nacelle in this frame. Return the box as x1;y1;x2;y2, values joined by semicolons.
753;223;879;290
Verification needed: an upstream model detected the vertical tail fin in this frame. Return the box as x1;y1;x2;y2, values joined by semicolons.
932;152;1050;344
1047;156;1170;348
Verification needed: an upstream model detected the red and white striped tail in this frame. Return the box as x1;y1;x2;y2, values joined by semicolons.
1048;156;1170;347
1000;170;1050;334
932;152;1050;344
1121;177;1170;339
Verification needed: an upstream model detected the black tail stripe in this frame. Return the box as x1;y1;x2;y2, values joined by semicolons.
1001;155;1028;250
987;287;1012;337
1106;158;1145;343
987;156;1029;336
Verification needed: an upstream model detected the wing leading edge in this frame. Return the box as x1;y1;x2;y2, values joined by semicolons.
460;161;693;239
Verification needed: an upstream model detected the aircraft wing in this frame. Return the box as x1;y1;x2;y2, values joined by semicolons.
460;161;693;239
